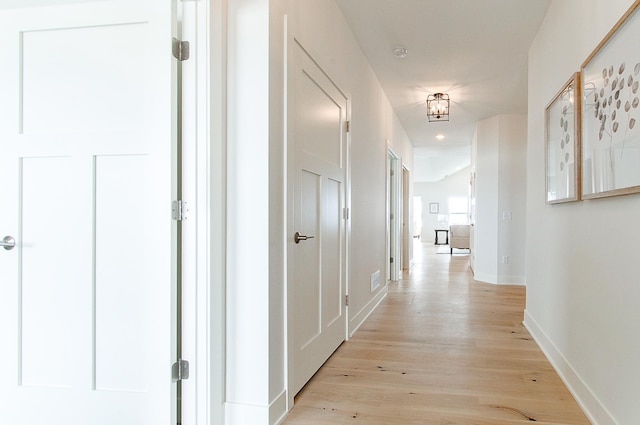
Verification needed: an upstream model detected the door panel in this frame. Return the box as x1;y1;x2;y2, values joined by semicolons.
21;23;151;134
322;177;342;326
291;41;348;396
296;169;322;348
0;2;175;424
20;156;78;389
299;74;343;168
94;154;152;393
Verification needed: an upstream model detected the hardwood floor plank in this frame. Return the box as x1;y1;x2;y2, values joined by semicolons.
282;243;590;424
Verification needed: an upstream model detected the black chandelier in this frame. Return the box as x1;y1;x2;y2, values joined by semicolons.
426;93;450;122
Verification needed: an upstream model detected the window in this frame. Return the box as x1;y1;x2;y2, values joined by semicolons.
448;197;469;225
413;196;422;237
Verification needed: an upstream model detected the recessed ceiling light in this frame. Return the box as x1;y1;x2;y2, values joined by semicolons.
392;47;408;58
436;134;445;140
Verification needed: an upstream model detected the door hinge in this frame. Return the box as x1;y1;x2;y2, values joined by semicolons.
390;257;394;264
172;200;189;221
172;37;190;61
343;207;350;220
344;121;350;133
345;295;349;306
172;359;190;382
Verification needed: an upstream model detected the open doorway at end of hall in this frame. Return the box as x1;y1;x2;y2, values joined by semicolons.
387;148;412;282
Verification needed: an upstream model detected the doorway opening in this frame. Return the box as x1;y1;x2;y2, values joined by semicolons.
401;166;411;271
387;149;401;281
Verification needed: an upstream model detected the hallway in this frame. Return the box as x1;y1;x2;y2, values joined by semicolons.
283;243;590;424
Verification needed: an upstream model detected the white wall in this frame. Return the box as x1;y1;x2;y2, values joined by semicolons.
497;115;527;284
472;114;527;285
473;117;499;281
414;167;470;243
526;1;640;424
226;1;273;424
225;0;414;423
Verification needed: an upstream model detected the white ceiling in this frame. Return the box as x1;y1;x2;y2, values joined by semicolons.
334;0;551;182
0;0;98;8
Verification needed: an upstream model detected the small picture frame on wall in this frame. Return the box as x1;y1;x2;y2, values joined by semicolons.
429;203;439;214
545;72;581;203
581;0;640;199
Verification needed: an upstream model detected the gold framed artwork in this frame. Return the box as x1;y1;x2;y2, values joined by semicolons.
581;0;640;199
545;72;581;203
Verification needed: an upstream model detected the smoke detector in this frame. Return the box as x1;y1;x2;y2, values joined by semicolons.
392;47;408;58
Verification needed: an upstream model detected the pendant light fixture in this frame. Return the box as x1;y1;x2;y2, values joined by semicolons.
426;93;450;122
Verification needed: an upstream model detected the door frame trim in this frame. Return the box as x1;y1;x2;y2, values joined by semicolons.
387;146;401;282
180;0;226;424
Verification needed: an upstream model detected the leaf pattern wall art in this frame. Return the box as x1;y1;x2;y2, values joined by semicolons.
581;1;640;198
591;62;639;147
559;97;573;172
546;74;580;204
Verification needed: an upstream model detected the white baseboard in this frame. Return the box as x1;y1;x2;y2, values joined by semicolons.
473;272;525;286
473;272;498;284
523;310;619;425
226;389;288;425
270;390;288;425
348;286;388;337
497;275;525;286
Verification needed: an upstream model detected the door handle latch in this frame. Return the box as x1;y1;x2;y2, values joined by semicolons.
1;236;15;251
294;232;315;244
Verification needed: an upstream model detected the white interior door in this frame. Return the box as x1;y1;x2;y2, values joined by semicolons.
0;1;176;424
290;41;348;397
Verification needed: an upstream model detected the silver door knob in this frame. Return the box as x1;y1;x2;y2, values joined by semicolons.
1;236;15;250
294;232;315;244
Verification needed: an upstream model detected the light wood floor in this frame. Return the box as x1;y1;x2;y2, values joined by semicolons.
282;242;590;425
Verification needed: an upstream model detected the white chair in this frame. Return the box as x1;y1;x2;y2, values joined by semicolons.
449;225;470;254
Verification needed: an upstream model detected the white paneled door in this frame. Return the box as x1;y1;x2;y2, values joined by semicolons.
0;1;176;424
290;41;348;397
